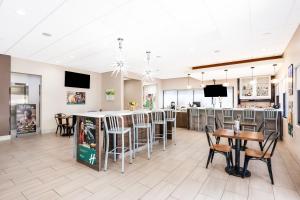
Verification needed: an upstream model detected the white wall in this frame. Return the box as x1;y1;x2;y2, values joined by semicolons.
124;79;143;110
11;57;102;134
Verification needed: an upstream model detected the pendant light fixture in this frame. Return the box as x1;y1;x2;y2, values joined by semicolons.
142;51;154;82
187;74;192;89
271;64;279;84
250;66;256;85
111;37;128;77
200;72;206;88
223;69;229;87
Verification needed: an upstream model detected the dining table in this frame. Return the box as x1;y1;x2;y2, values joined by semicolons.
213;129;264;177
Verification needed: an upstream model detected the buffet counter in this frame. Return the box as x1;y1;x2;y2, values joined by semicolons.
187;107;283;139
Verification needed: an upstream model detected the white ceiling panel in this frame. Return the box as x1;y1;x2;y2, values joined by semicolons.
0;0;299;79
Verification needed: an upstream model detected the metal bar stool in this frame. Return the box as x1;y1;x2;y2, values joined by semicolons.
132;111;152;159
264;109;278;136
151;110;167;151
222;108;234;130
103;114;133;173
165;109;176;145
190;108;200;131
205;108;216;131
241;109;257;131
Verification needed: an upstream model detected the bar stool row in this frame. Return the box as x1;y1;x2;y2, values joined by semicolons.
103;109;176;173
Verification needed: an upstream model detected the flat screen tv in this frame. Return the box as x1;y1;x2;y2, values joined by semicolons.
65;71;90;89
204;84;227;97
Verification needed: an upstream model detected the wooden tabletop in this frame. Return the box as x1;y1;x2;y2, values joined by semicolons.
213;129;264;142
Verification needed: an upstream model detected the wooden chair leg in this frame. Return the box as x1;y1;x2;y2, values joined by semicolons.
206;149;213;168
242;156;250;178
267;158;274;184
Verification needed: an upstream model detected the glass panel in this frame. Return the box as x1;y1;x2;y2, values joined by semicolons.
163;90;177;108
177;90;193;107
241;78;253;97
256;76;269;97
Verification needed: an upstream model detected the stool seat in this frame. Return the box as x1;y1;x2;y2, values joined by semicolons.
134;123;151;128
240;122;257;127
166;118;176;122
107;127;131;134
152;120;166;124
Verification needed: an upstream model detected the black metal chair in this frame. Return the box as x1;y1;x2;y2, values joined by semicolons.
54;113;66;135
242;131;280;184
65;115;76;137
205;126;233;169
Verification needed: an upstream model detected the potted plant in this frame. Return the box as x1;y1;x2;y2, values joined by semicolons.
105;89;115;101
129;101;137;111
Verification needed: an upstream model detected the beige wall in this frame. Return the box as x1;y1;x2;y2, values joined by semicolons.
276;25;300;164
124;79;143;110
160;77;239;107
101;72;123;111
11;57;102;133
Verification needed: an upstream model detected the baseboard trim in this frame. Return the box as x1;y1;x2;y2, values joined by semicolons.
0;135;11;141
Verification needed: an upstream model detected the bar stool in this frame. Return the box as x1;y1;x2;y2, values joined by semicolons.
241;109;257;131
205;108;216;131
132;111;152;159
103;115;133;173
165;109;176;145
151;110;167;151
264;109;278;136
222;108;234;130
190;108;200;131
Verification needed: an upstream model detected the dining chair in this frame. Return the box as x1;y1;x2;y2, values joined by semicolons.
65;115;76;137
205;126;233;169
264;109;278;136
165;109;177;145
131;111;152;159
151;110;167;151
103;114;133;173
242;131;280;184
241;109;257;148
54;113;66;135
222;108;234;130
205;108;216;131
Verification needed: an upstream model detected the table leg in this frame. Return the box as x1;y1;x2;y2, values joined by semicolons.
225;138;251;177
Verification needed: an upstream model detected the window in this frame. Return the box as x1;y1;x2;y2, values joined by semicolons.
177;90;193;107
163;90;177;108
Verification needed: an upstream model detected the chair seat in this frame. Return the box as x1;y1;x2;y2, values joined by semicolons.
223;121;235;125
152;120;165;124
166;118;176;122
211;144;231;153
107;127;131;134
134;123;151;128
245;148;271;158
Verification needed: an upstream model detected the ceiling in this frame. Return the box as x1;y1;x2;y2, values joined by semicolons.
0;0;299;79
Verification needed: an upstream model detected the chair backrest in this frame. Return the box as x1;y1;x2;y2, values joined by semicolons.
223;108;233;118
103;115;124;133
243;109;255;120
66;115;73;126
165;109;176;120
205;125;214;148
264;109;278;120
55;113;66;125
206;108;215;117
151;110;165;123
132;112;149;125
261;131;280;158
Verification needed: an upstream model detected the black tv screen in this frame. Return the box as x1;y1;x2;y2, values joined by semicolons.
65;71;90;89
204;85;227;97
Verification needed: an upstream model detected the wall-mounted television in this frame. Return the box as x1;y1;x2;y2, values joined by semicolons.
65;71;90;89
204;84;227;97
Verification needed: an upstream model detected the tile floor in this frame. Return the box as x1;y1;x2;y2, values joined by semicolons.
0;128;299;200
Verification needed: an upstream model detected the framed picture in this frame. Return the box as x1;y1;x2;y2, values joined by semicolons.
288;64;293;95
105;89;115;101
67;91;86;104
77;116;100;171
16;104;37;135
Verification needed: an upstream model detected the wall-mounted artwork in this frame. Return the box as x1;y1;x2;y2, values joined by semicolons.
288;64;293;95
105;89;115;101
16;104;36;135
67;91;86;104
143;85;156;110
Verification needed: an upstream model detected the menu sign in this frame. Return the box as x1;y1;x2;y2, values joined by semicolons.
77;116;100;171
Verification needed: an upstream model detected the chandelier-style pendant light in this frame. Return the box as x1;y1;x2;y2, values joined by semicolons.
271;64;279;84
142;51;154;82
111;37;128;77
200;72;206;88
223;69;229;87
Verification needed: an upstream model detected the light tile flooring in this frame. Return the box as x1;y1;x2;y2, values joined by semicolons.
0;128;300;200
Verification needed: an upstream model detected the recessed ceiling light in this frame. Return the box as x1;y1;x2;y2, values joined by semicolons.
16;9;26;16
214;50;220;53
156;56;161;58
42;32;52;37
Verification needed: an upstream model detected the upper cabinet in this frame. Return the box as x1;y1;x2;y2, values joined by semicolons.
240;76;271;99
